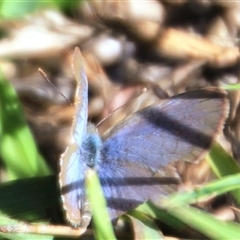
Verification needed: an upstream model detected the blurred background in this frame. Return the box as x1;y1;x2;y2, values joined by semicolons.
1;0;240;170
1;1;240;238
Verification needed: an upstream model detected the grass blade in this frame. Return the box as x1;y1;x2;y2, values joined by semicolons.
0;69;51;180
85;169;116;240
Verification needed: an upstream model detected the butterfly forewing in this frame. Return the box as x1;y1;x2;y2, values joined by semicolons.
59;48;90;227
71;48;88;138
98;87;228;219
101;88;228;169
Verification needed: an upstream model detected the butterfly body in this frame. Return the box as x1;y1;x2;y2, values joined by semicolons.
82;124;102;168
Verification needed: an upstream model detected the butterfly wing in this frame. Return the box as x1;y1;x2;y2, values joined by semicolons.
102;88;228;169
99;87;229;219
97;159;179;220
59;48;89;227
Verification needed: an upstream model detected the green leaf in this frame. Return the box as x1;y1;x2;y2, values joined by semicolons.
85;169;116;240
207;142;240;205
127;211;164;239
221;83;240;90
0;176;59;240
0;68;51;180
0;0;40;19
162;173;240;207
136;202;187;231
167;205;240;240
207;143;240;177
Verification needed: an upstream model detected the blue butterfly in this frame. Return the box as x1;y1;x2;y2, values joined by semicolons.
59;48;229;230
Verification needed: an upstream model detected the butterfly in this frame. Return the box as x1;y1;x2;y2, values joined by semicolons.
0;47;229;237
60;48;229;230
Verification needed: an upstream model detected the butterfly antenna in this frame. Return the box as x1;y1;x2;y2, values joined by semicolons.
38;68;73;106
96;87;147;127
96;106;119;127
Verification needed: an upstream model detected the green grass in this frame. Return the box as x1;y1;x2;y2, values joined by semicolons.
0;68;51;180
0;0;83;19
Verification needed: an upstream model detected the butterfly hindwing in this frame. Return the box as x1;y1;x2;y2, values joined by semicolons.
97;158;179;220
